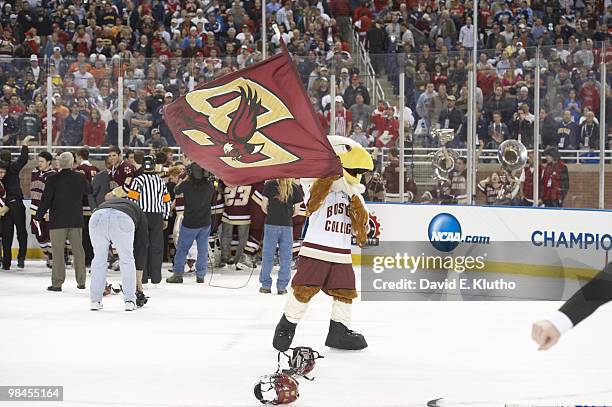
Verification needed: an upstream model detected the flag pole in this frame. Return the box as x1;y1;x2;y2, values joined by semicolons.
262;0;267;59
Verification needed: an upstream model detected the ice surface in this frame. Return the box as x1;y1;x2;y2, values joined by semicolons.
1;262;611;407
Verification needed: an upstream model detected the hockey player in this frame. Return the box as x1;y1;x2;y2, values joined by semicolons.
74;148;98;267
218;182;256;267
30;151;56;268
239;181;265;270
105;146;135;199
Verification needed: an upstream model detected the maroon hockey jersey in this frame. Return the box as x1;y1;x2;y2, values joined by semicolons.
109;161;135;192
30;168;57;217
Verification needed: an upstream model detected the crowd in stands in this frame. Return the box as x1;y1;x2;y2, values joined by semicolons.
361;0;611;152
0;0;607;208
0;0;606;152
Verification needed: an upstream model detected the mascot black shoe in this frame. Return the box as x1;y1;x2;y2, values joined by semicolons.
273;314;298;351
272;136;373;352
325;320;368;350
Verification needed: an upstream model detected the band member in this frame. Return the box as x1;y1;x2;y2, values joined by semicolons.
75;148;98;267
519;151;541;205
449;157;467;204
382;148;417;202
477;172;505;205
421;179;454;204
30;151;56;268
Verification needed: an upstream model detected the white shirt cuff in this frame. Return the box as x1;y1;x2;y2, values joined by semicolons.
548;311;574;335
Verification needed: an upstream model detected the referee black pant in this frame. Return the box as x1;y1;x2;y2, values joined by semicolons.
143;212;164;284
2;199;27;269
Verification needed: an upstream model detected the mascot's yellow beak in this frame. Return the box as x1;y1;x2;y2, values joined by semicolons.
328;136;374;185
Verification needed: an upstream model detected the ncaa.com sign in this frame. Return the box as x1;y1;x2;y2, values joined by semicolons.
427;213;491;252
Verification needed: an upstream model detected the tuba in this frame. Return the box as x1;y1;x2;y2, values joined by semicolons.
431;128;458;181
497;139;528;172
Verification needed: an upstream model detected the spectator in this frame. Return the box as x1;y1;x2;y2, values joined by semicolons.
83;109;106;148
439;95;464;145
541;148;569;207
511;106;534;148
365;19;387;74
563;89;582;124
131;101;153;139
349;93;373;131
0;102;18;145
485;85;513;124
343;74;370;107
18;103;42;144
326;96;352;138
487;111;511;148
349;122;371;147
555;110;580;150
148;128;168;149
35;152;91;292
579;111;600;150
372;105;399;148
129;127;146;148
60;107;85;146
416;83;440;131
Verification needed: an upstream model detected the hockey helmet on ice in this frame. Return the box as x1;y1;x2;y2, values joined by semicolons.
287;346;323;378
253;372;299;405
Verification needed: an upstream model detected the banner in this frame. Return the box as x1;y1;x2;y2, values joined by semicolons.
357;204;612;301
164;51;342;185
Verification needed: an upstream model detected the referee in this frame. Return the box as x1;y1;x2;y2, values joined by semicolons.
127;155;171;285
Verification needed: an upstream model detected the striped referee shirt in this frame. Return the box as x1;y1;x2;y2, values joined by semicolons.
127;172;171;218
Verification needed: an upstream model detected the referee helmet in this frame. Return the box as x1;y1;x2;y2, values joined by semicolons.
143;155;156;172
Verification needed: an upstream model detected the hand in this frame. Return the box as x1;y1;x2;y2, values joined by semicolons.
531;320;561;351
0;205;9;216
163;220;168;230
21;135;35;146
104;191;115;201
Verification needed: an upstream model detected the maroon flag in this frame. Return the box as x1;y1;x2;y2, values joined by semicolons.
164;51;342;185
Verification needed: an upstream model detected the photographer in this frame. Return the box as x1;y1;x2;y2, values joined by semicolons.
166;163;214;284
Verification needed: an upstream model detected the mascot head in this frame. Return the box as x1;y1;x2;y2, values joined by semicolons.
328;135;374;187
305;136;374;246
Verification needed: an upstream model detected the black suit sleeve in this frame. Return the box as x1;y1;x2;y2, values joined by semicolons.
10;145;28;173
559;262;612;326
83;173;93;194
35;177;54;221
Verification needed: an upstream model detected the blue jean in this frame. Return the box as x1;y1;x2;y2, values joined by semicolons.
173;224;210;278
259;224;293;290
89;208;136;303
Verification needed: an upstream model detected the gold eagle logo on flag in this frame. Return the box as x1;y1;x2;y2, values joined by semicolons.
182;78;299;168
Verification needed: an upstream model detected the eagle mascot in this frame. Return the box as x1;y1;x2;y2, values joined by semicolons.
272;136;374;351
